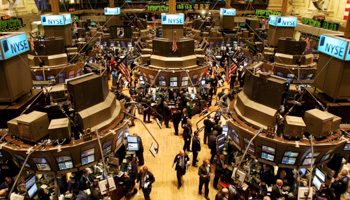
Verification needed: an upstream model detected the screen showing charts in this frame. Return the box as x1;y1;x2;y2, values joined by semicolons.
26;176;36;190
344;143;350;150
321;154;330;162
302;158;315;165
81;148;95;165
159;81;166;86
36;163;51;171
217;134;225;143
127;136;137;143
262;145;275;154
284;151;299;157
261;152;274;161
170;77;178;81
222;125;228;136
103;140;113;156
170;82;178;87
316;168;326;182
281;157;296;165
128;143;139;151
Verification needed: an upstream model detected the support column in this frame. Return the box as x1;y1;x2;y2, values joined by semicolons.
51;0;59;15
281;0;288;16
345;15;350;38
109;0;114;8
225;0;231;9
169;0;176;14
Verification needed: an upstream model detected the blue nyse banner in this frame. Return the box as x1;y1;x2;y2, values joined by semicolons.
63;14;72;25
161;14;184;25
318;35;349;60
220;8;236;16
41;15;65;26
104;7;121;15
1;33;29;60
268;16;297;27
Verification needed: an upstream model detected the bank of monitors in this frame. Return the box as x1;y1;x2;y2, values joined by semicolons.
261;145;275;162
116;130;124;148
170;77;178;87
244;137;255;154
36;75;44;81
81;148;95;165
57;155;73;170
282;151;299;165
103;140;113;156
32;157;51;171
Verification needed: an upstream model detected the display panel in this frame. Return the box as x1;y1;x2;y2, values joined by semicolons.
0;33;29;60
343;143;350;150
220;8;236;16
312;176;322;190
128;143;139;151
218;142;225;151
316;168;326;182
302;158;315;165
170;82;178;87
284;151;299;157
232;131;240;146
320;154;331;162
261;152;274;161
26;176;36;190
170;77;178;81
262;145;275;154
28;183;38;198
244;137;255;154
161;14;184;25
81;148;95;165
318;35;349;60
103;140;113;156
281;157;296;165
306;152;320;158
181;81;188;86
127;136;137;143
222;126;229;136
36;163;51;171
217;134;225;144
104;7;121;15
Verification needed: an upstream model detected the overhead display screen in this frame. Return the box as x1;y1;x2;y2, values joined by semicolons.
0;33;29;60
104;7;121;15
161;14;184;25
318;35;349;60
220;8;236;16
41;14;72;26
268;16;297;27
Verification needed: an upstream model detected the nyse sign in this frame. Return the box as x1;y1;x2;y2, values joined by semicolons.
318;35;349;60
104;7;121;15
161;14;184;25
268;16;297;27
220;8;236;16
41;14;72;26
0;33;29;60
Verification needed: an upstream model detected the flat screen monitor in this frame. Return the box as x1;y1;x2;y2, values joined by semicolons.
282;157;297;165
201;80;206;85
58;161;73;170
218;143;225;151
47;75;55;82
276;72;284;77
170;77;178;81
95;41;100;45
103;41;107;46
127;136;137;143
321;154;330;162
306;74;314;80
170;82;178;87
81;148;95;165
284;151;299;157
118;130;124;139
312;176;322;190
36;76;44;81
302;158;315;166
261;152;274;161
110;42;115;47
0;151;3;157
344;143;350;150
306;152;320;158
36;163;51;171
316;168;325;182
28;183;38;198
217;134;225;144
262;145;275;154
128;143;139;151
299;168;307;176
159;81;166;86
26;176;36;190
181;81;188;86
190;94;196;99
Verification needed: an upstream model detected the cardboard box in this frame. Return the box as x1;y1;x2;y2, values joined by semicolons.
284;116;306;138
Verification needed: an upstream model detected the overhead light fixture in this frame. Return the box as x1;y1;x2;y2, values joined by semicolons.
201;10;206;15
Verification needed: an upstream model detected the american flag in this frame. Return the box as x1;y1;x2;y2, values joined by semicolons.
172;32;178;52
30;36;35;52
226;59;238;84
117;55;131;82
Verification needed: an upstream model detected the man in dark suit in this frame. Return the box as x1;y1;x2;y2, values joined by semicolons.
228;183;240;200
332;170;350;199
209;131;218;164
163;100;171;128
172;104;182;135
79;169;93;190
137;166;155;200
204;116;213;144
192;131;201;167
125;156;138;181
213;154;227;190
198;160;212;200
134;134;144;166
259;164;274;186
271;179;284;200
183;119;193;152
142;95;151;123
173;150;190;189
213;121;223;136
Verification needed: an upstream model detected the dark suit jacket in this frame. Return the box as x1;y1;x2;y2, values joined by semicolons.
204;119;213;133
137;136;144;152
79;174;93;190
172;109;182;123
183;125;192;141
215;192;228;200
334;175;350;194
208;134;217;151
215;159;225;174
271;184;283;200
198;164;212;181
173;154;190;171
214;124;223;136
126;161;138;181
228;184;239;200
192;136;201;152
137;170;155;189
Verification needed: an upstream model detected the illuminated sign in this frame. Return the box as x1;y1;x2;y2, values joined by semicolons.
268;16;297;27
302;17;339;31
41;14;72;26
0;18;26;32
0;33;29;60
147;3;168;11
318;35;349;60
220;8;236;16
161;14;184;25
104;7;121;15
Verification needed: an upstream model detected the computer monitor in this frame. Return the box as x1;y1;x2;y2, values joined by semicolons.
36;163;51;171
128;143;139;151
95;41;100;45
181;81;188;86
127;136;138;143
282;157;297;165
110;42;115;47
299;168;307;176
321;154;330;162
170;77;178;81
262;145;275;154
0;151;3;157
103;41;107;47
284;151;299;157
261;152;274;161
26;176;36;190
118;130;124;139
302;158;315;166
81;148;95;165
218;142;225;151
36;76;44;81
28;183;38;198
159;81;166;86
217;134;225;144
190;94;196;99
276;72;284;77
344;143;350;150
170;82;178;87
316;168;325;182
312;176;322;190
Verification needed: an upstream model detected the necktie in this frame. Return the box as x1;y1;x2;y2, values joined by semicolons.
181;156;185;169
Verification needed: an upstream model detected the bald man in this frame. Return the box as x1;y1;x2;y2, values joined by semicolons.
173;150;190;189
137;166;155;200
332;169;350;199
215;188;229;200
271;179;284;200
